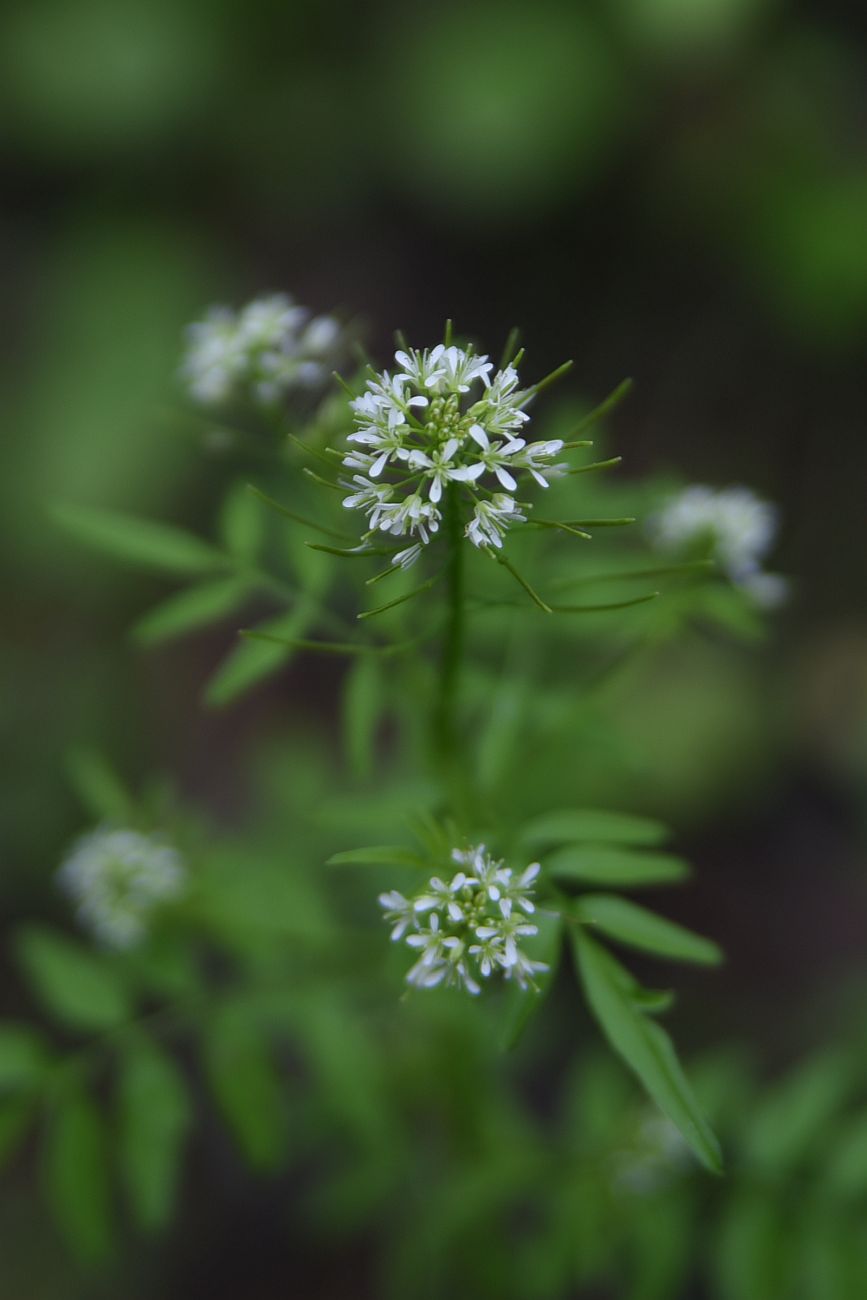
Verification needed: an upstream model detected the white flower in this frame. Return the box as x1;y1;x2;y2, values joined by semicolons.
181;293;346;408
465;494;526;549
649;484;787;605
378;844;548;996
340;475;394;529
378;889;415;942
181;308;246;405
57;827;186;949
339;338;564;566
376;493;441;544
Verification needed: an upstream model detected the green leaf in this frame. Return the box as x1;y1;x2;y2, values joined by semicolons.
0;1023;51;1091
699;584;766;641
495;553;552;613
203;1001;286;1169
358;571;442;620
523;808;670;849
500;909;563;1050
65;748;133;823
117;1036;192;1231
131;578;250;646
204;602;316;707
547;845;689;888
343;655;385;777
52;503;228;576
549;592;659;614
714;1190;788;1300
823;1113;867;1199
220;482;264;562
326;845;430;869
572;929;722;1172
247;483;352;541
43;1088;113;1263
570;377;633;435
16;927;132;1032
575;895;722;965
745;1050;853;1173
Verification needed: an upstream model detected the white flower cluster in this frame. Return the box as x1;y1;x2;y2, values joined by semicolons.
650;484;788;607
341;343;566;568
379;844;548;995
57;827;186;949
181;293;344;407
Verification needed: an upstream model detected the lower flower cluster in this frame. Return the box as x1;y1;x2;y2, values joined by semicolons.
379;844;548;995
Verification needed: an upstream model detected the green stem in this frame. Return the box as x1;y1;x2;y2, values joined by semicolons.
434;486;465;768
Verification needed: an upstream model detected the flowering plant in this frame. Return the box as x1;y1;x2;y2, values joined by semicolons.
5;293;794;1288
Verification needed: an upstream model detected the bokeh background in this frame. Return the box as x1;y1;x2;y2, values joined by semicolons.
3;0;867;1295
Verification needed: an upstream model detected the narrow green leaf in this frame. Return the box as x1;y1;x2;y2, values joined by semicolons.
241;631;379;657
15;927;132;1031
358;572;441;620
306;542;389;558
550;560;713;593
52;504;228;576
0;1024;51;1091
746;1051;853;1173
326;845;430;869
203;1001;286;1169
530;518;592;540
247;483;352;541
547;845;689;888
715;1191;788;1300
572;929;722;1172
550;592;659;613
220;482;264;561
302;467;343;492
495;554;552;613
563;517;636;527
520;359;573;404
287;431;341;468
523;809;670;849
131;578;250;646
43;1088;113;1262
823;1113;867;1198
117;1036;192;1231
575;895;722;966
204;602;315;707
570;377;633;434
567;456;622;476
499;326;521;369
343;655;384;777
64;748;133;823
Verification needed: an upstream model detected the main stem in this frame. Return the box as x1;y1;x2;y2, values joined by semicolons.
434;485;465;770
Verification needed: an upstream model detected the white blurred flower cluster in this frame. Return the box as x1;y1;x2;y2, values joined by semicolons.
181;293;344;407
650;484;788;607
341;343;566;568
57;828;186;949
379;844;548;995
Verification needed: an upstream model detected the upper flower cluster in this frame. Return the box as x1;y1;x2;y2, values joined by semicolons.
181;293;345;407
341;343;566;568
379;843;548;995
57;827;186;949
650;484;788;608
